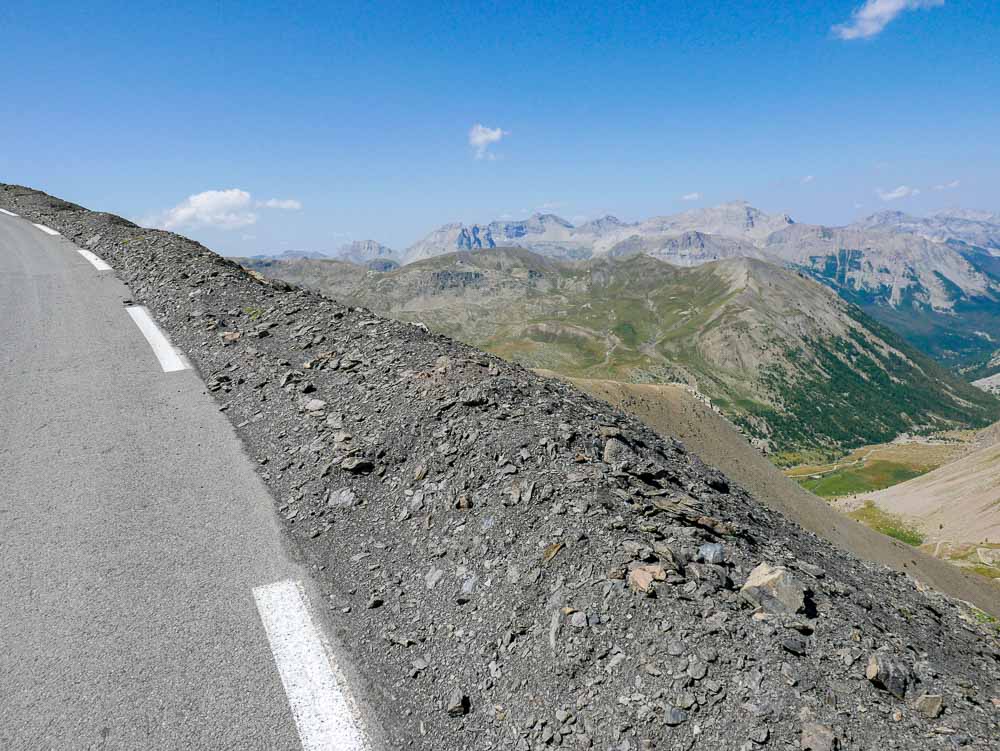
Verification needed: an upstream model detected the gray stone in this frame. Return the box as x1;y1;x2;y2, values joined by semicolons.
698;543;726;564
446;689;468;716
425;567;444;590
740;562;806;615
866;653;911;699
340;456;373;474
664;707;688;726
914;693;944;718
800;722;837;751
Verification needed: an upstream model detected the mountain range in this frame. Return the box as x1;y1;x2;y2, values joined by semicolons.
855;208;1000;252
239;247;999;463
310;202;1000;375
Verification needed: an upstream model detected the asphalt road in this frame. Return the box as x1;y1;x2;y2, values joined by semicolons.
0;214;348;748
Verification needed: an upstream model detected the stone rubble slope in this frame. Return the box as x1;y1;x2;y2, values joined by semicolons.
3;183;998;751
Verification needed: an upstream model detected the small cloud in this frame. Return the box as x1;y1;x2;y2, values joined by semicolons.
258;198;302;210
680;192;702;202
498;213;514;220
877;185;921;201
934;179;960;191
854;202;865;209
536;200;567;212
146;188;257;230
801;175;815;184
833;0;945;41
469;123;508;159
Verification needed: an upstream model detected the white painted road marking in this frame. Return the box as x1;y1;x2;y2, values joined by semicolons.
125;306;190;372
33;223;60;236
77;249;113;271
253;580;369;751
0;208;18;217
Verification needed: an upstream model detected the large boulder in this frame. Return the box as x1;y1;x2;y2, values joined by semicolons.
740;562;806;615
866;653;912;699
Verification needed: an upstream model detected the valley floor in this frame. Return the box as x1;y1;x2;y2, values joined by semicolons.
785;428;1000;582
783;430;980;498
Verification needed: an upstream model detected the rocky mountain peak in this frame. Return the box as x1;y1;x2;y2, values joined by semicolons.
334;239;400;265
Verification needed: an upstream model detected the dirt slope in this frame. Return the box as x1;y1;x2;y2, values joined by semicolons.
547;375;1000;616
857;428;1000;546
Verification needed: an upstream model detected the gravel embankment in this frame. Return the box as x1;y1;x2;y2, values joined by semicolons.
3;183;998;750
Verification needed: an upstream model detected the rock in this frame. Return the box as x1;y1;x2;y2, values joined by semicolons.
740;563;806;615
542;542;564;564
303;398;327;412
340;456;373;474
446;689;469;717
914;693;944;718
425;567;444;590
705;469;730;493
800;722;837;751
782;636;808;656
796;561;826;579
866;653;911;699
652;542;683;572
628;563;666;595
327;488;356;507
602;437;630;464
664;707;688;726
698;542;726;564
687;658;708;680
458;386;486;406
675;692;696;709
570;611;588;628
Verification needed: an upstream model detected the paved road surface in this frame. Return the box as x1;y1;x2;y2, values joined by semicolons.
0;214;363;748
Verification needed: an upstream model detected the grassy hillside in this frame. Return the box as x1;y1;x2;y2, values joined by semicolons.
240;248;1000;462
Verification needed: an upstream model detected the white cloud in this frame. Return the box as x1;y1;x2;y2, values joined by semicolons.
934;179;960;191
469;123;508;159
145;190;304;231
680;192;702;202
258;198;302;210
801;175;815;184
877;185;921;201
148;189;257;230
536;200;567;212
833;0;944;41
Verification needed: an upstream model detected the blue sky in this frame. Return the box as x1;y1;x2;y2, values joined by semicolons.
1;1;998;255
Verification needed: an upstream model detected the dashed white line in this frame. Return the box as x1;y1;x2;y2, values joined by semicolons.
32;222;60;236
0;208;18;217
77;249;113;271
253;580;369;751
125;306;190;372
